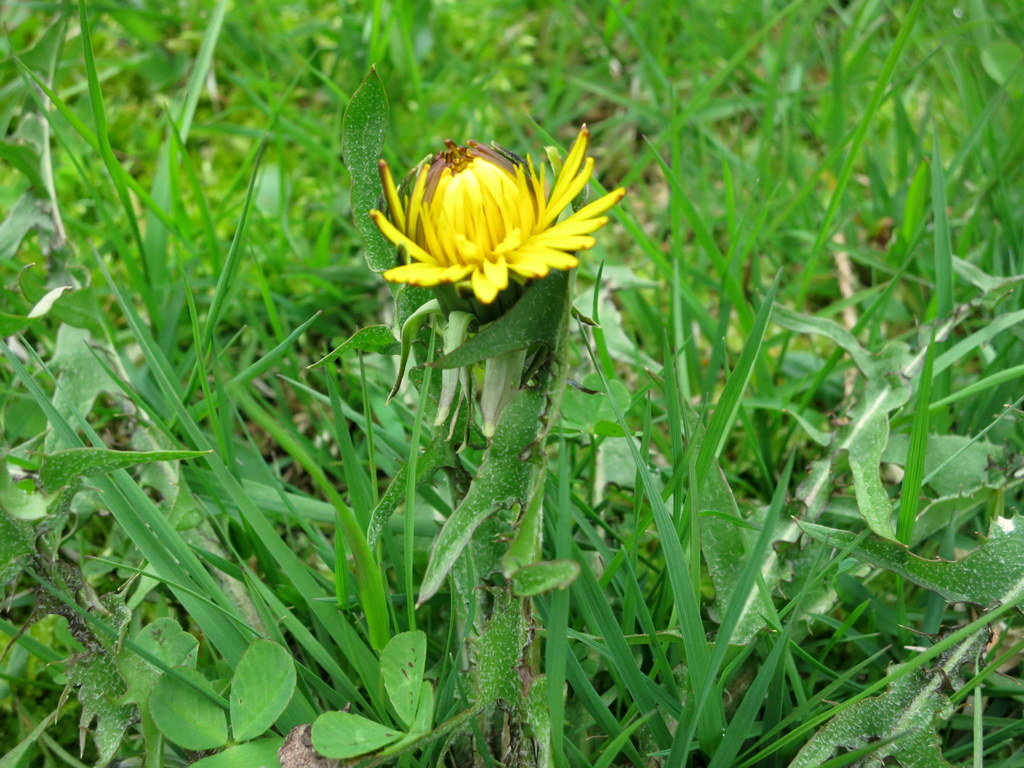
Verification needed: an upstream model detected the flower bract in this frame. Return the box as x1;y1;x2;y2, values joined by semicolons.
370;126;625;305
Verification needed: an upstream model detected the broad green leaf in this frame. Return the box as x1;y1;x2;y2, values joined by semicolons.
883;433;1004;498
309;325;400;370
46;326;118;451
788;629;987;768
230;640;296;742
190;737;284;768
512;560;581;597
0;141;46;192
380;681;436;754
118;618;200;701
117;618;200;764
980;41;1024;89
951;256;1024;308
342;68;393;273
380;631;426;728
27;285;72;318
560;374;631;434
40;447;209;491
432;269;570;369
311;710;403;759
799;517;1024;607
150;667;229;751
773;305;877;377
0;309;37;337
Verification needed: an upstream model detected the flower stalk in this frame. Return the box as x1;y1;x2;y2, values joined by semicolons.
337;73;623;764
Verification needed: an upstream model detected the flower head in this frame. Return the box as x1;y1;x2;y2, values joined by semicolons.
370;126;625;305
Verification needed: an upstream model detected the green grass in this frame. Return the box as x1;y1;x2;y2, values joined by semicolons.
2;0;1024;766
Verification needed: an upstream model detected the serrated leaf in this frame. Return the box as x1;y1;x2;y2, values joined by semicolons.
230;640;296;742
190;736;285;768
47;326;119;452
309;324;400;369
512;560;581;597
65;595;135;765
773;305;877;377
798;516;1024;607
40;447;209;491
342;68;393;273
150;667;229;751
788;629;987;768
311;710;404;759
380;631;426;728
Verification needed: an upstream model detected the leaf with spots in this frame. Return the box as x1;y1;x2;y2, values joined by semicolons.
788;628;988;768
40;447;209;491
799;515;1024;608
380;630;427;729
342;68;392;273
310;710;404;759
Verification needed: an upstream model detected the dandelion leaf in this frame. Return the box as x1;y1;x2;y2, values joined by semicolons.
798;514;1024;607
788;629;987;768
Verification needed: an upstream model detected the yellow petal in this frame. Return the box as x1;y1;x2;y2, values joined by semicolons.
545;126;589;214
513;246;580;270
483;255;509;292
471;268;499;304
369;210;439;265
378;160;405;230
561;186;626;223
384;262;453;286
525;233;597;252
506;258;551;279
540;216;609;239
541;157;594;228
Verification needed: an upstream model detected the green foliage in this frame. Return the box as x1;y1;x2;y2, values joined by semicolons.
229;640;297;742
3;0;1024;766
801;516;1024;607
343;68;393;274
150;668;229;751
380;631;427;729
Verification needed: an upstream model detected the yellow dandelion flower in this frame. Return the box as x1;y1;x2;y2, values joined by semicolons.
370;126;625;305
